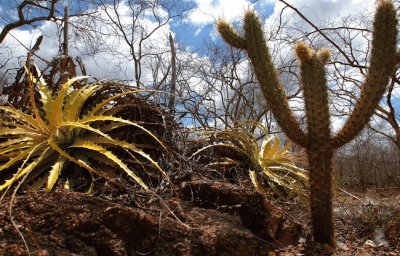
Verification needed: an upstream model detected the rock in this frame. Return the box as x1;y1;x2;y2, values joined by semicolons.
180;179;303;247
336;241;350;251
364;239;377;248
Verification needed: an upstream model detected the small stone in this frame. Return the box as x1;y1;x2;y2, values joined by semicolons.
364;239;376;247
337;241;350;251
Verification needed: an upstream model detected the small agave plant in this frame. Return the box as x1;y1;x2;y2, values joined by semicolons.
0;65;166;192
191;123;308;199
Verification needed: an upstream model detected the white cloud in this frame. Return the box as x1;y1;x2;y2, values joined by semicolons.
185;0;374;27
0;23;57;73
185;0;255;25
264;0;376;35
0;2;173;86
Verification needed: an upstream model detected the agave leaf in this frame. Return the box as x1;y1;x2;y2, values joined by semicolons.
24;64;51;100
99;122;128;133
260;166;285;186
70;140;148;190
25;65;52;113
218;130;258;158
262;136;278;160
249;170;269;197
80;116;168;152
0;142;34;155
0;145;49;191
87;136;166;177
84;150;119;169
48;138;95;174
46;76;89;128
47;137;116;185
102;104;131;116
0;128;44;138
0;138;33;149
276;142;292;157
0;151;31;171
45;156;67;192
190;143;249;161
63;84;101;121
24;66;50;132
0;106;43;131
272;164;309;180
63;180;70;190
57;121;112;140
0;121;40;134
85;172;94;195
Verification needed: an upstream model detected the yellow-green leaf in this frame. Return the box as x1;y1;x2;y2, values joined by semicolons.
70;140;148;190
46;156;67;192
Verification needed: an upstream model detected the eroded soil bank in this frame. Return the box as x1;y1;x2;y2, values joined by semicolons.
1;180;399;255
0;179;301;256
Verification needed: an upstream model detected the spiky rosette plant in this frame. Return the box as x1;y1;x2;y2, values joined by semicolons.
0;65;167;193
217;0;397;246
190;123;308;200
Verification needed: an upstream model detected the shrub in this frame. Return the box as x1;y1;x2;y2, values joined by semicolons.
190;123;308;200
0;65;167;192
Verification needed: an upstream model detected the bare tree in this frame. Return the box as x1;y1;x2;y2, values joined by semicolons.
0;0;59;44
78;0;192;87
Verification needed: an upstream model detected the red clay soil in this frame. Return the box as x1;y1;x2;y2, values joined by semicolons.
0;179;302;256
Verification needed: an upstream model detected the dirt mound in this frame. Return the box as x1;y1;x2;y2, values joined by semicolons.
179;179;303;247
0;180;302;256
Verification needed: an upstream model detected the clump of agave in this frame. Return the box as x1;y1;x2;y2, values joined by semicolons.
190;123;308;199
0;65;167;193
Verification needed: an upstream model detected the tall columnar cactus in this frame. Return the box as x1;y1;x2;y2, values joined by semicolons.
217;0;397;246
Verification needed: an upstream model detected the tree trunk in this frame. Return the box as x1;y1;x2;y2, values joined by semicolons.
307;149;334;246
168;33;177;115
60;6;69;85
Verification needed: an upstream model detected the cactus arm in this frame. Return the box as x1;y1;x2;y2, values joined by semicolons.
297;43;335;244
332;0;397;148
296;44;332;148
217;20;247;50
241;11;308;147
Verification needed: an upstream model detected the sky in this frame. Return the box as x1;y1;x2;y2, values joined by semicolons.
1;0;394;131
0;0;377;69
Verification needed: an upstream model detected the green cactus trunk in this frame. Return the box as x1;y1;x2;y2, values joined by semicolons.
308;149;334;245
217;0;397;247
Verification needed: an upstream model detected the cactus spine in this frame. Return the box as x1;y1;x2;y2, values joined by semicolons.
217;0;397;246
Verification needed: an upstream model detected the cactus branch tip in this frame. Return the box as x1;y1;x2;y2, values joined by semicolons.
243;9;259;22
317;48;331;64
295;42;313;63
216;18;225;26
216;19;247;50
377;0;392;6
216;19;228;31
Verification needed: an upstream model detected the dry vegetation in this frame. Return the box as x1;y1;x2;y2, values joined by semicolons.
0;1;400;256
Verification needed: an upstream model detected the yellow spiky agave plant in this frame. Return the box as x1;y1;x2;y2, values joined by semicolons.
190;122;308;199
0;65;167;192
